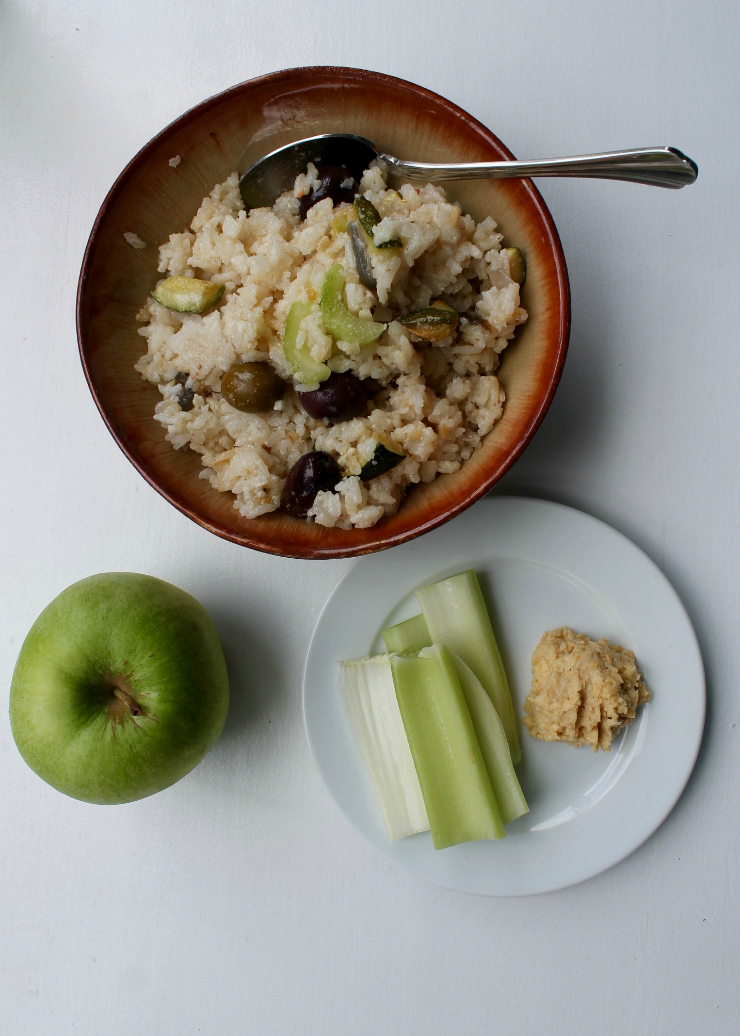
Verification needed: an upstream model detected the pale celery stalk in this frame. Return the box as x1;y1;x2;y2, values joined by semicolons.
340;655;429;840
382;614;432;654
321;264;385;345
390;644;505;848
449;653;528;825
416;570;522;763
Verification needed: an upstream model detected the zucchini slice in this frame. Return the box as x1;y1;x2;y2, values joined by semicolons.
354;196;402;249
359;438;406;481
152;276;224;313
504;246;526;286
399;302;459;342
347;221;377;291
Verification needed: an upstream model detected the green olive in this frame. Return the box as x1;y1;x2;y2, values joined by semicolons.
221;362;285;413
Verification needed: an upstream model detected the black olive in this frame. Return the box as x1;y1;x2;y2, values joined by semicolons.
173;374;195;411
282;451;341;518
299;372;370;423
298;165;359;218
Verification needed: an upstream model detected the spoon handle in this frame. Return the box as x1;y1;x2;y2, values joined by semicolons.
382;147;698;190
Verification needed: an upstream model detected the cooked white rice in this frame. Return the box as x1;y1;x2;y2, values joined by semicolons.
135;164;527;529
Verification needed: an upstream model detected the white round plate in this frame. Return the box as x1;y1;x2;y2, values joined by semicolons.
303;497;705;896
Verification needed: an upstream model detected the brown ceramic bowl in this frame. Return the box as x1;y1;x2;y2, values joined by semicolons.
78;67;570;559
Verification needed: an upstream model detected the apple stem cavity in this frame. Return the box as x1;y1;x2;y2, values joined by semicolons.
110;685;142;721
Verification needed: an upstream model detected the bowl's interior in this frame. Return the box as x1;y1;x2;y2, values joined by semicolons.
78;67;569;558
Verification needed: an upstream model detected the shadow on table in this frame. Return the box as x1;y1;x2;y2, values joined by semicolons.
202;601;290;738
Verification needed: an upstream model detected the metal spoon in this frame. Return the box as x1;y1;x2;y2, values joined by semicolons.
238;133;698;209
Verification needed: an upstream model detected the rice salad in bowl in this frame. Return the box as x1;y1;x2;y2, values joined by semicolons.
134;162;527;530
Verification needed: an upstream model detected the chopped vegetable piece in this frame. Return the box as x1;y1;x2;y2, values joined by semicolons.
359;438;406;481
347;199;401;290
390;644;505;848
399;302;459;342
282;300;331;385
340;655;429;841
347;220;377;291
382;614;432;654
416;570;521;763
505;246;526;286
450;653;528;825
331;207;351;237
320;264;385;346
354;196;403;249
152;276;224;314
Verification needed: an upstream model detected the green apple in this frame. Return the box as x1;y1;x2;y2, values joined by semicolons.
9;573;229;804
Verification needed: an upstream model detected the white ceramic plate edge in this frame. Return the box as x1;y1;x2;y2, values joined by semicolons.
302;497;705;896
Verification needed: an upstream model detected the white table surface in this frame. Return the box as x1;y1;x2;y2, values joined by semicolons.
1;2;737;1033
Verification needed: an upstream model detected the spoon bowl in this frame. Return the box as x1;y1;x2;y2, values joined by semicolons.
238;133;377;209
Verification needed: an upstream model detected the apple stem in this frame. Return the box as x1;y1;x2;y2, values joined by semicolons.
113;686;142;717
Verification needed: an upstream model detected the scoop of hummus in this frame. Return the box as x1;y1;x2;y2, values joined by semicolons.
523;627;650;751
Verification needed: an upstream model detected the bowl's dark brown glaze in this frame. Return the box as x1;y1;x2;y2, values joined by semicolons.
77;67;570;559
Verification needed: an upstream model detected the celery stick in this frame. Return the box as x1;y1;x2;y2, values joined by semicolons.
283;300;331;385
321;264;385;345
391;645;505;848
382;614;432;654
450;653;528;825
416;570;522;763
340;655;429;841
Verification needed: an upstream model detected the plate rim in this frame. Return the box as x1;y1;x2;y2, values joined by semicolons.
302;495;706;896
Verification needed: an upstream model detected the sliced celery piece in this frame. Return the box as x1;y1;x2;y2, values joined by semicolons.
320;264;385;345
282;300;331;386
505;246;526;286
416;570;522;764
340;655;429;841
450;652;528;825
382;614;432;654
391;644;504;848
